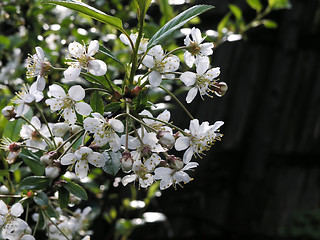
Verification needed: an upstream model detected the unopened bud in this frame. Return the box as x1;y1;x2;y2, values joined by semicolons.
112;90;122;102
2;106;16;121
157;131;175;148
120;151;133;173
0;185;9;194
167;155;184;171
131;86;142;97
45;166;60;179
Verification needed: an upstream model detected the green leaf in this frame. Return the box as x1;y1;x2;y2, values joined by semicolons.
45;204;59;218
42;0;123;31
268;0;291;9
90;91;104;115
135;0;152;15
58;188;70;209
64;181;87;200
102;151;121;176
229;4;242;20
20;153;45;176
19;176;51;190
217;12;232;35
263;19;278;28
9;162;23;172
134;90;148;113
147;5;214;49
33;192;49;206
104;102;121;113
99;45;123;66
246;0;263;12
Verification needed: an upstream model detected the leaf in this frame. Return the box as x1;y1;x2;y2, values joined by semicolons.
102;151;121;176
33;192;49;206
135;0;152;15
246;0;263;12
147;5;214;49
20;153;45;176
90;91;104;115
19;176;51;190
104;102;121;113
134;90;148;113
58;188;70;209
263;19;278;28
217;12;232;35
42;0;123;31
229;4;242;20
268;0;292;9
64;181;88;200
99;45;123;66
8;162;23;172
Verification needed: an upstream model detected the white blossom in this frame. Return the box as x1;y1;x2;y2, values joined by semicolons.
175;119;224;164
83;113;124;151
64;40;107;80
142;45;180;87
61;146;106;178
180;57;220;103
183;27;214;68
13;82;44;117
119;32;148;54
45;84;92;124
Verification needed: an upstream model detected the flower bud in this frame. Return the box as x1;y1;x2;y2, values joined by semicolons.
45;166;60;179
1;106;16;121
141;145;152;159
52;122;70;137
131;86;142;97
0;185;9;194
120;151;133;173
40;153;52;165
167;155;184;171
157;131;175;148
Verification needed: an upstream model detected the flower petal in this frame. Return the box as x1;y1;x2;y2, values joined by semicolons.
186;87;198;103
75;159;89;179
75;102;92;116
48;84;66;99
87;40;99;56
61;153;76;165
149;71;162;87
69;85;85;101
88;59;107;76
88;152;106;167
10;202;24;217
64;63;81;80
180;72;196;86
175;136;190;151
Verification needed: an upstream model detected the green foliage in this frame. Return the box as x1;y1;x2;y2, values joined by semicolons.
33;192;49;206
246;0;263;12
148;5;214;49
90;91;104;115
19;176;51;190
58;187;70;209
63;181;88;200
268;0;292;9
103;151;121;176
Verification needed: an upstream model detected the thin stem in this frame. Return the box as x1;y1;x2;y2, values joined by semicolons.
82;131;87;146
85;88;112;95
140;115;186;134
42;209;71;240
33;210;40;237
80;72;107;89
163;46;188;59
55;129;84;153
127;113;157;133
125;102;129;151
243;6;272;32
35;102;57;148
159;85;194;120
104;75;115;94
57;130;84;161
0;194;21;198
25;202;29;222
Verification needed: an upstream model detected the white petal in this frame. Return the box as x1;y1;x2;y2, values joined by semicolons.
75;102;92;116
62;108;77;124
61;153;76;165
64;63;81;80
205;67;220;80
189;119;200;135
175;136;190;151
152;45;164;61
35;46;44;60
149;71;162;87
10;203;24;217
30;116;41;130
196;57;209;76
157;109;170;122
69;85;85;101
182;161;199;171
68;41;85;58
144;153;161;171
88;152;106;167
183;51;195;68
122;174;137;186
142;55;155;68
109;119;124;133
200;42;214;55
139;174;153;188
119;33;130;46
48;84;67;99
180;72;196;86
191;27;202;43
87;40;99;56
183;147;193;164
83;117;101;132
88;59;107;76
78;146;93;155
174;171;191;184
75;160;89;179
0;200;8;215
21;235;36;240
186;87;198;103
45;98;63;111
36;76;46;91
109;133;121;152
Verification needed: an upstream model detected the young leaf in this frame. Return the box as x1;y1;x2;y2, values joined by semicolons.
64;181;88;200
147;5;214;49
58;188;70;209
246;0;263;12
99;45;123;66
135;0;152;15
42;0;123;31
19;176;51;190
268;0;292;9
105;102;121;113
33;192;49;206
90;91;104;115
229;4;242;20
102;151;121;176
20;154;45;176
8;162;23;172
263;19;278;28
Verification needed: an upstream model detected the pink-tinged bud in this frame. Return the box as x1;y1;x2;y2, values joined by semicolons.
213;82;228;97
2;106;16;121
45;166;60;178
131;86;142;97
121;151;133;173
112;90;122;102
167;155;184;171
157;131;175;148
6;142;21;164
27;191;34;197
141;145;152;159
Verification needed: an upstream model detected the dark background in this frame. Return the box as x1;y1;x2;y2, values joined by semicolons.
132;0;320;239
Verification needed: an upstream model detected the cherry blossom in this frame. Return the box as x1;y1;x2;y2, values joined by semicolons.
45;84;92;124
64;40;107;80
